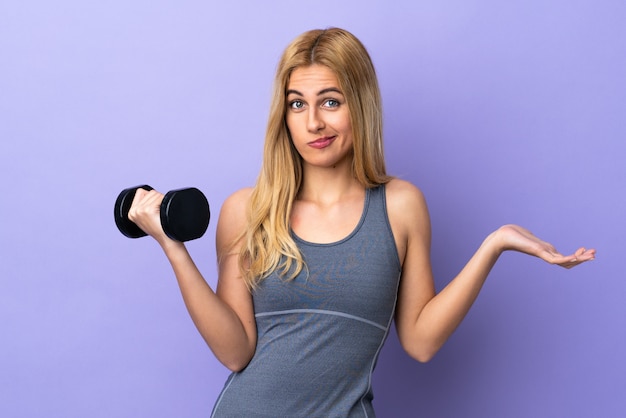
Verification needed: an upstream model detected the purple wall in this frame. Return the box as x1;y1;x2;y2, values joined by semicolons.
1;1;624;417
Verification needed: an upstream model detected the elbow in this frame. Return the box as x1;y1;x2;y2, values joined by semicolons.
399;337;442;363
205;331;256;373
216;347;255;373
220;351;253;372
405;346;438;363
223;359;249;373
210;344;254;372
410;349;437;364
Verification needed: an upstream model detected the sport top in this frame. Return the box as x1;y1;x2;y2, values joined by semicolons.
211;185;402;417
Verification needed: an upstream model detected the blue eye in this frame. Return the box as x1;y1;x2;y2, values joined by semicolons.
290;100;304;110
323;99;340;108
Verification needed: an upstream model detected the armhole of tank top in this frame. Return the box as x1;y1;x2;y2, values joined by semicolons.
381;184;403;271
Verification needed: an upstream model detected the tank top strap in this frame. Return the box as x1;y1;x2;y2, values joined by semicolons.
360;184;389;233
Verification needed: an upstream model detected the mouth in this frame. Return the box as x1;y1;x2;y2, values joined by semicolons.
307;136;336;149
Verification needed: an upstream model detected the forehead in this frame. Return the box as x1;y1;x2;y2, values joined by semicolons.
287;65;341;92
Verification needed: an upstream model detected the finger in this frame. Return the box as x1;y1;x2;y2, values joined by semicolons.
129;189;159;220
144;190;165;211
578;248;596;261
131;187;149;206
570;247;596;261
556;248;596;269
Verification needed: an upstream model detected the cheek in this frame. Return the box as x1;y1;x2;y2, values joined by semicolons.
285;116;304;151
334;107;352;132
337;114;353;138
285;113;302;137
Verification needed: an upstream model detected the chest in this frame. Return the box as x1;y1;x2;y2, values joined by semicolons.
253;244;399;326
253;231;401;327
290;194;364;244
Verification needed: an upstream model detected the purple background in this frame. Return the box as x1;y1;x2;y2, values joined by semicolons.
1;1;624;417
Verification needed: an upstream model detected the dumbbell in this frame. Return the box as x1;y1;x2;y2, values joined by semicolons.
114;185;210;242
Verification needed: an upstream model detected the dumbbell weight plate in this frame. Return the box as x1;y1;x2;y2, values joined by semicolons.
114;185;153;238
161;187;210;242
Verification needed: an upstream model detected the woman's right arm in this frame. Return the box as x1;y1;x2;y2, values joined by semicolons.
128;188;256;372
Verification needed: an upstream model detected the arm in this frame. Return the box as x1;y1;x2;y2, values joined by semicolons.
388;180;595;363
128;188;256;371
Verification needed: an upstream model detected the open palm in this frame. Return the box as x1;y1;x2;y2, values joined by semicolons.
497;224;596;269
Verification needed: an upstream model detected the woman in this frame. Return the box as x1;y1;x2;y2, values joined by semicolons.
128;28;595;417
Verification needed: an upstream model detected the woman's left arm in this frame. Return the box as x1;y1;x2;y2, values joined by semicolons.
389;180;596;363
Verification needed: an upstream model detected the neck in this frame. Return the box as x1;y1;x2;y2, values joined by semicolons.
298;163;363;205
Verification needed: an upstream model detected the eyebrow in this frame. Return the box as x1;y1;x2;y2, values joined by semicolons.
286;87;343;96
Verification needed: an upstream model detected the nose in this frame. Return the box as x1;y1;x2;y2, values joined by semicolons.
307;108;324;133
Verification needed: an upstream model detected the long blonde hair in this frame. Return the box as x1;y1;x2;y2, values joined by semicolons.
239;27;392;288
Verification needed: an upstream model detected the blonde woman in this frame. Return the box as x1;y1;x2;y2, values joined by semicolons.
128;28;595;417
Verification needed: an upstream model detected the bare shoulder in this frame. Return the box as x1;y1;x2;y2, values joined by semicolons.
385;179;431;264
221;187;254;216
216;187;253;251
385;178;429;219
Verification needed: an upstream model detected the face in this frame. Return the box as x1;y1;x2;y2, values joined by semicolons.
285;64;353;170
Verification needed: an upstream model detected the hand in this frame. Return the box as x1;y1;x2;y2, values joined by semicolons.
127;188;172;246
495;224;596;269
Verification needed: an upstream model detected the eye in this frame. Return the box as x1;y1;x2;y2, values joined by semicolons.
289;100;305;110
323;99;340;108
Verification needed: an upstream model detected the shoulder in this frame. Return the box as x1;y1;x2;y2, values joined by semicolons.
216;187;253;250
384;179;431;263
221;187;254;214
385;178;429;217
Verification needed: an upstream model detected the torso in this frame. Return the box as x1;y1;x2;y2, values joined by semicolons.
211;185;402;417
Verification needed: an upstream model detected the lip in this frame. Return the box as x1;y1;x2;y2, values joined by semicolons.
307;136;336;149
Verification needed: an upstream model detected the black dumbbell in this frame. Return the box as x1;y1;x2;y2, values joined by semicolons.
114;185;210;242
